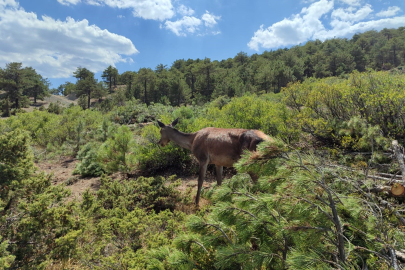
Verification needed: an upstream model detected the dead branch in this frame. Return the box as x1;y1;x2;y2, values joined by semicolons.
326;164;405;184
397;250;405;262
369;185;405;197
376;197;405;226
389;247;400;270
392;140;405;181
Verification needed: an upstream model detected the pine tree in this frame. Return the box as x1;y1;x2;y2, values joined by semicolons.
73;67;98;109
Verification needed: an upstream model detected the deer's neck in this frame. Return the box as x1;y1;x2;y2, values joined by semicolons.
169;129;196;150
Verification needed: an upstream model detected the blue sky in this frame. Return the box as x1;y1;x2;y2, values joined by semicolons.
0;0;404;88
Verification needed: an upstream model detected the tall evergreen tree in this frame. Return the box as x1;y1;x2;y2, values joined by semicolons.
23;68;50;104
0;62;28;109
137;68;155;105
73;67;98;109
101;65;119;93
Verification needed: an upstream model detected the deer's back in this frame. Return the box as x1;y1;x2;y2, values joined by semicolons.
191;127;270;167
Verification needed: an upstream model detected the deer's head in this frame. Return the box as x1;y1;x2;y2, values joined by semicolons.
157;118;179;147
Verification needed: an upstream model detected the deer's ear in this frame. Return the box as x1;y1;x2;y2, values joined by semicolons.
157;120;166;128
171;118;179;127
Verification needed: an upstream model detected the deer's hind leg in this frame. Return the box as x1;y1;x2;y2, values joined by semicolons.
195;160;208;205
215;165;223;186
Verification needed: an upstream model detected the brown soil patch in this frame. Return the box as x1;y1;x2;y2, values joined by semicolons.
35;157;233;206
35;157;101;202
24;95;77;113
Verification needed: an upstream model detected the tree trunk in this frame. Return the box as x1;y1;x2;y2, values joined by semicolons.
87;89;91;109
144;79;147;105
369;185;405;197
392;140;405;179
191;75;195;98
4;98;10;117
206;68;210;97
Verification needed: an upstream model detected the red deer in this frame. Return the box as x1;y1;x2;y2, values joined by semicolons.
157;118;271;204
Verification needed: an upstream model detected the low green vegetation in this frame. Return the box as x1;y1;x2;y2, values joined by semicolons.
1;28;405;269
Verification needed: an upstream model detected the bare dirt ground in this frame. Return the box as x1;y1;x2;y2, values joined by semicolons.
24;95;77;112
35;157;219;204
35;157;101;201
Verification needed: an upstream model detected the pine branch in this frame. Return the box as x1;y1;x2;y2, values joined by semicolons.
226;206;274;237
286;226;332;232
204;223;233;245
297;196;333;221
231;192;258;201
227;207;258;219
191;240;208;253
354;246;391;266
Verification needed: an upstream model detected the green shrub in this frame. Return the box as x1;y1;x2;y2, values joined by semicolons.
47;101;64;114
188;93;297;142
94;174;189;212
72;174;192;269
73;142;105;177
284;70;405;146
110;99;174;125
0;236;15;269
136;124;192;174
98;125;137;174
0;129;34;200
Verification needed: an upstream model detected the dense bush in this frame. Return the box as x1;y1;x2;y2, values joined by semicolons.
1;106;107;158
135;124;193;174
98;125;137;174
149;140;405;269
187;93;297;143
0;131;82;269
0;129;35;201
47;101;65;114
0;235;15;269
73;142;105;177
284;71;405;147
70;175;193;269
110;99;174;124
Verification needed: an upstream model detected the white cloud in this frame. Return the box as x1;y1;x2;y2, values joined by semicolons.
0;0;17;7
56;0;221;35
177;4;194;16
376;6;401;17
248;0;405;51
248;0;333;50
338;0;361;6
164;16;201;36
57;0;81;5
315;16;405;40
331;5;372;22
201;11;220;27
164;9;221;36
59;0;175;21
0;0;138;78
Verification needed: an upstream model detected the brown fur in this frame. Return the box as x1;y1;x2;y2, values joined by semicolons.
157;119;271;204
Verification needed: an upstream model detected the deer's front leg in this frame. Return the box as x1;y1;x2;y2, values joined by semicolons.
215;165;223;186
195;161;208;205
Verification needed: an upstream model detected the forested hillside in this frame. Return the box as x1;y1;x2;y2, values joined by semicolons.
1;28;405;269
1;27;405;115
